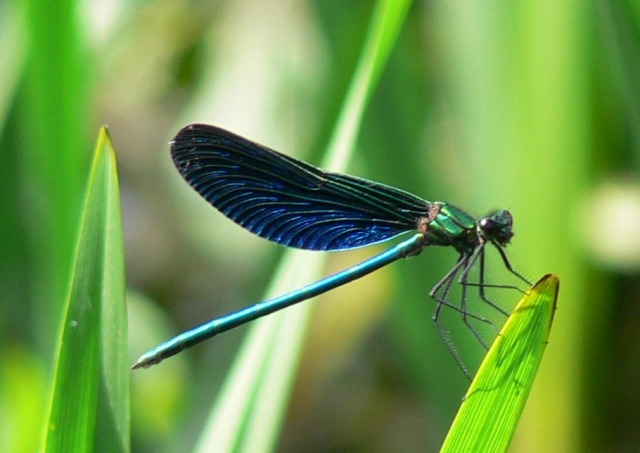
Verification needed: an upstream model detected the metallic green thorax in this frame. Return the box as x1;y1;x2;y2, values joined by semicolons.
422;203;478;254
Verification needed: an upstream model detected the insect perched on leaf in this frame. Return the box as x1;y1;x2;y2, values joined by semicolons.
133;124;530;375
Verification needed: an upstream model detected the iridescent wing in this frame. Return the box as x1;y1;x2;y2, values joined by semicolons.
171;124;430;251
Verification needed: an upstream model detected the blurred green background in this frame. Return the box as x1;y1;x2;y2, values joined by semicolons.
2;0;640;452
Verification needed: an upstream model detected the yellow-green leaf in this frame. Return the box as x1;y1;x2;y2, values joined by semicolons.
441;274;559;452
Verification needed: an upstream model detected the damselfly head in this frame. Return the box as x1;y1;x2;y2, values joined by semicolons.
478;209;514;246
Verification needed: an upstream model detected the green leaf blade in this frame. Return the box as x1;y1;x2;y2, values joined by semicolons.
192;1;414;451
441;274;560;452
43;127;129;453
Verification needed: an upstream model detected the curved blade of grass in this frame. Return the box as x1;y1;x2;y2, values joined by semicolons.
43;128;129;453
440;274;560;453
194;1;413;452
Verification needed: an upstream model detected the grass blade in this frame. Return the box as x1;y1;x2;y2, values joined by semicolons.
194;1;413;452
440;274;559;452
43;128;129;453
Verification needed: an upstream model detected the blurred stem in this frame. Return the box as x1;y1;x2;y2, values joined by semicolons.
194;1;414;452
21;0;92;364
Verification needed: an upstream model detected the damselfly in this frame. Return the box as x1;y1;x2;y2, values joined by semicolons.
133;124;530;373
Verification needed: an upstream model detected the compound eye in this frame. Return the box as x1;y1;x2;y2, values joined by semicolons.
479;217;498;238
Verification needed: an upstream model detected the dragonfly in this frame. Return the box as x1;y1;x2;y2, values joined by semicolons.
132;123;530;374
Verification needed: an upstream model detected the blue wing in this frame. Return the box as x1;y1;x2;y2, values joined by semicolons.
170;124;431;251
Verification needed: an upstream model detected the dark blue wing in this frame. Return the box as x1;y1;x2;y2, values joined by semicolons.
170;124;431;251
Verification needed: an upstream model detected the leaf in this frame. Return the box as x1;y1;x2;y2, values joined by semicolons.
43;127;129;453
441;274;559;452
193;1;414;451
